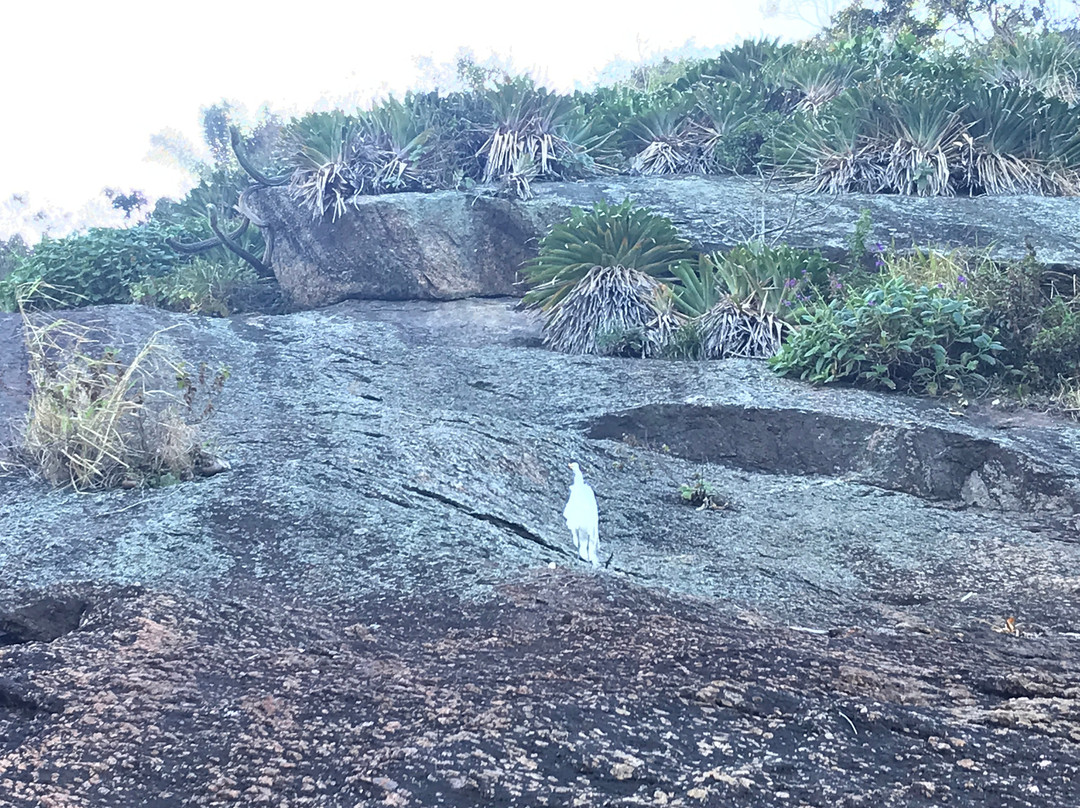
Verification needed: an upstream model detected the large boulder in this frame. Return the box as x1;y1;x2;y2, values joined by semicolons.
245;187;537;310
247;176;1080;310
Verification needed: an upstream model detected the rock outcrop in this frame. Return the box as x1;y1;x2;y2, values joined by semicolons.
246;176;1080;310
1;300;1079;806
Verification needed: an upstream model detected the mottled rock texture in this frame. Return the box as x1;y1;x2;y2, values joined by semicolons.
245;176;1080;310
1;300;1078;806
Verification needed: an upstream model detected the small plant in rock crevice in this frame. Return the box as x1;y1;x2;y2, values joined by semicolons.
678;475;729;510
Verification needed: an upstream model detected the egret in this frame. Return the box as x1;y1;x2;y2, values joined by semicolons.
563;462;599;566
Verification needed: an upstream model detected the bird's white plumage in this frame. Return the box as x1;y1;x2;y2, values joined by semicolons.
564;462;599;566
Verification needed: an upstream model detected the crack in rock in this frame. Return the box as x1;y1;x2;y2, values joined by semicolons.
401;483;566;556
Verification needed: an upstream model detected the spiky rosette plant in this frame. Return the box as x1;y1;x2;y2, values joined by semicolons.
959;85;1046;194
696;243;832;359
698;299;788;359
521;200;694;310
542;265;685;356
768;52;861;113
877;86;965;196
689;84;762;174
284;111;363;220
770;92;884;193
358;99;440;192
476;79;597;193
985;33;1080;104
627;101;700;175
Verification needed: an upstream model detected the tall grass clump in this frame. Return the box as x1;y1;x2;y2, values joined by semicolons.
12;284;228;490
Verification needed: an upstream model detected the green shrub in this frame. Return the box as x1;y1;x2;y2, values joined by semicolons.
129;259;260;317
1029;297;1080;378
521;200;694;310
883;246;1047;371
771;276;1005;396
1;222;188;310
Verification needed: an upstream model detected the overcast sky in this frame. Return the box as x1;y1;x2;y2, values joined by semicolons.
0;0;824;238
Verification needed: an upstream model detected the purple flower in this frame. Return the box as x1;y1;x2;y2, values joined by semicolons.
868;299;877;306
957;275;968;286
936;282;944;289
874;243;885;252
784;277;798;289
831;279;843;290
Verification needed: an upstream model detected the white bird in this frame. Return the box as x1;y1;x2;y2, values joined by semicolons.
563;462;599;566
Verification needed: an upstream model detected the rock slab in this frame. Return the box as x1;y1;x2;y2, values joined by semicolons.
246;176;1080;310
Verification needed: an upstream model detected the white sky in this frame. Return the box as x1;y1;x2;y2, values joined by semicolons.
0;0;824;237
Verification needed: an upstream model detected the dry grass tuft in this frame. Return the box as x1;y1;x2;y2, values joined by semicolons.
12;283;228;490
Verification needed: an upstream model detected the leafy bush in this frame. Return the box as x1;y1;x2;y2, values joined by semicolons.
129;259;261;317
882;246;1047;371
771;277;1005;395
542;265;684;356
521;200;694;310
0;222;189;310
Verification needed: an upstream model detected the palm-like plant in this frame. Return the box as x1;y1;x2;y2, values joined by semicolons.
360;99;439;192
696;243;830;359
477;79;592;191
876;84;966;196
670;255;721;316
985;33;1080;104
521;200;694;310
626;94;699;175
284;111;363;220
542;265;685;356
770;53;860;113
771;93;883;193
683;38;790;88
690;83;760;173
960;85;1045;194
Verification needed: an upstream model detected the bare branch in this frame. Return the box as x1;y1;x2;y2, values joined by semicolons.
230;126;289;187
207;206;274;278
166;218;249;254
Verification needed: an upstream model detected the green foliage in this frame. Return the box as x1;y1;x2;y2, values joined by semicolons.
673;243;835;359
0;222;188;310
771;276;1005;395
848;208;873;269
678;475;728;510
0;236;29;283
129;259;260;317
881;245;1046;369
671;255;721;317
713;241;832;316
521;200;694;310
1029;297;1080;377
659;320;706;360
